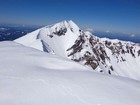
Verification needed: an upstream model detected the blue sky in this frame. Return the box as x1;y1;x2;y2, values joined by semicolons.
0;0;140;34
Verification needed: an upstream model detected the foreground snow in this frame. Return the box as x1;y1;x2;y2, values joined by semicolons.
0;41;140;105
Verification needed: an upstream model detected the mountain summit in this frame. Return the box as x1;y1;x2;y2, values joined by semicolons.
15;20;140;80
15;20;80;57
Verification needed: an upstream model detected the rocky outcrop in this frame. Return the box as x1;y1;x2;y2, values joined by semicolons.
66;31;140;75
53;28;67;36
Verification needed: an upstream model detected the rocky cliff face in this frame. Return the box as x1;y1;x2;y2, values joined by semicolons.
67;30;140;76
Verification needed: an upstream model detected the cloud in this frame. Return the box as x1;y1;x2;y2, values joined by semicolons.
85;28;94;32
105;30;110;33
0;28;7;31
130;34;135;37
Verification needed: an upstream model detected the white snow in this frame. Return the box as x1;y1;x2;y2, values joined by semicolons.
0;41;140;105
15;20;80;58
14;20;140;81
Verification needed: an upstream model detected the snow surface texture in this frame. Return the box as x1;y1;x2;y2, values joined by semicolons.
1;41;140;105
15;20;140;81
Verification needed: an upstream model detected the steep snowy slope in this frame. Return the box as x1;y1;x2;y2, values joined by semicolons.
1;41;140;105
15;20;80;58
15;20;140;80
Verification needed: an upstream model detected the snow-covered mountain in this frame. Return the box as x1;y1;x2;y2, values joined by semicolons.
1;41;140;105
15;20;140;81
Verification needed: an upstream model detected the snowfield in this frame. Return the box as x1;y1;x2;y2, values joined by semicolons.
0;41;140;105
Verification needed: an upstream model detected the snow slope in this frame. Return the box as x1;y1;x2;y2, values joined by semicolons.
15;20;80;58
15;20;140;81
0;41;140;105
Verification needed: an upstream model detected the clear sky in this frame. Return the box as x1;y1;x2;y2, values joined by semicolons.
0;0;140;34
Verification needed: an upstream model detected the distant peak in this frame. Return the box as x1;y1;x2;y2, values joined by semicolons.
68;20;75;24
44;20;80;34
68;20;79;28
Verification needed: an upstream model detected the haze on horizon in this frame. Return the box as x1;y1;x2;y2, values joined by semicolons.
0;0;140;35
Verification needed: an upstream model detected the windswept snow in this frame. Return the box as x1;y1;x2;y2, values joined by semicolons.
0;41;140;105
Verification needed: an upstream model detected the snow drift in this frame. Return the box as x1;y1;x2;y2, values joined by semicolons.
0;41;140;105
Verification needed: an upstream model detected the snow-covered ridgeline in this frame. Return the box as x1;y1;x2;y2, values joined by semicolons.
15;20;140;81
